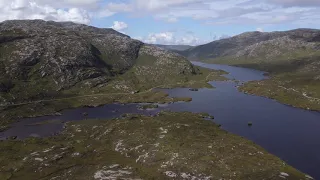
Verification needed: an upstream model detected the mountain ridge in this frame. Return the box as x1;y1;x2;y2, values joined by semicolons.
181;28;320;61
0;20;205;105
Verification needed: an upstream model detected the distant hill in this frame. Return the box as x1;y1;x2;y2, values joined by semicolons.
152;44;193;51
182;29;319;61
180;28;320;111
181;29;320;76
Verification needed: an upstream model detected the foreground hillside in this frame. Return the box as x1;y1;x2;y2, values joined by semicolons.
0;112;310;180
0;20;227;127
182;29;320;111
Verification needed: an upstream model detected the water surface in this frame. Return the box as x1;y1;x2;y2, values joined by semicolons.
0;104;161;139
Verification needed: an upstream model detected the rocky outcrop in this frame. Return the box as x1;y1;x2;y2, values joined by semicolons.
0;20;144;89
0;20;197;103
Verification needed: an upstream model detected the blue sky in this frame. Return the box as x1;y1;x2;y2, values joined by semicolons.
1;0;320;45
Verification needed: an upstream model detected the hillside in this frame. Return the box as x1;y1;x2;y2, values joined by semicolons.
183;29;320;61
182;29;320;111
0;20;226;127
0;20;204;104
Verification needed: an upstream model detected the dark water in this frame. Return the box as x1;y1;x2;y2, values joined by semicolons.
1;61;320;179
163;61;320;179
0;104;162;140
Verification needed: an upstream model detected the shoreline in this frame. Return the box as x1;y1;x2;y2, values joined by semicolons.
194;60;320;112
0;111;310;179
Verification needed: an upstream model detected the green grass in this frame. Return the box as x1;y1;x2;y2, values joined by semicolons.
239;75;320;111
0;65;228;129
199;50;320;111
0;112;309;180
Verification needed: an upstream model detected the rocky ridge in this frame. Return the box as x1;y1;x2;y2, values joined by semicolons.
0;20;198;104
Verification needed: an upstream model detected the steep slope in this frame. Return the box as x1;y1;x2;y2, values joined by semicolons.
0;20;202;105
0;20;142;100
182;29;320;110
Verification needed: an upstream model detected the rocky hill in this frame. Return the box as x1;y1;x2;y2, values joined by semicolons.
183;29;320;62
0;20;200;105
181;29;320;82
182;29;320;110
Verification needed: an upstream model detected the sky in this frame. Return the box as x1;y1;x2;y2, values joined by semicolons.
0;0;320;45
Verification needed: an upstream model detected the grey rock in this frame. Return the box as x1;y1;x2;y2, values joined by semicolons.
0;20;197;104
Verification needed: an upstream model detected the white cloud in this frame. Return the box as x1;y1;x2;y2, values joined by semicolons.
140;31;210;45
0;1;91;24
104;0;320;26
267;0;320;7
21;0;102;9
107;2;132;12
134;0;204;11
1;0;319;28
144;32;174;44
256;27;264;32
111;21;128;31
96;9;116;18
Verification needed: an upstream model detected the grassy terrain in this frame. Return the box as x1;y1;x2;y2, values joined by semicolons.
200;51;320;111
239;74;320;111
0;111;310;180
180;29;320;111
0;65;227;130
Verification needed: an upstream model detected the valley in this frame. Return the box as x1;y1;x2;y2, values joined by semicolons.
180;29;320;111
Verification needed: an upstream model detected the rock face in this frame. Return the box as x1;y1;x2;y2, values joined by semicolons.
0;20;142;89
0;20;197;103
